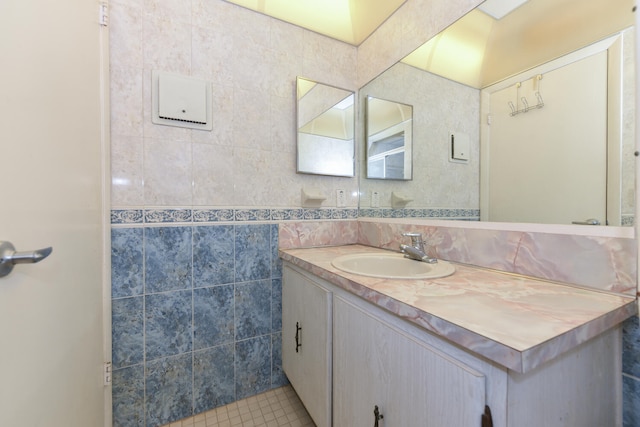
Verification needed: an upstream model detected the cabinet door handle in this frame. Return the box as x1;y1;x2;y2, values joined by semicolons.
374;405;384;427
481;405;493;427
295;322;301;353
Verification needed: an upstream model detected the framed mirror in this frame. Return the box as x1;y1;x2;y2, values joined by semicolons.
365;96;413;180
296;77;355;177
358;0;634;226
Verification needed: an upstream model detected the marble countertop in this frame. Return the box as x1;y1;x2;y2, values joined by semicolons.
280;244;637;373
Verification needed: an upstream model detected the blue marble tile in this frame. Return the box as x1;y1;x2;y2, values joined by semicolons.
145;290;192;360
112;228;144;298
236;336;272;400
235;280;272;341
193;285;234;350
111;209;144;224
145;354;193;427
623;316;640;378
270;224;282;279
112;297;144;369
193;344;236;413
145;227;192;293
145;209;193;223
271;278;282;333
193;225;235;287
112;365;145;427
623;374;640;427
235;224;271;283
271;333;288;388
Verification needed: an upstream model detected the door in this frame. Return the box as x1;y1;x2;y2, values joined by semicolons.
0;1;107;426
282;266;332;427
333;296;486;426
485;50;608;225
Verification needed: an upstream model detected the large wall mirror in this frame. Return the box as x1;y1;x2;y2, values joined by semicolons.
359;0;635;226
297;77;355;177
366;96;413;180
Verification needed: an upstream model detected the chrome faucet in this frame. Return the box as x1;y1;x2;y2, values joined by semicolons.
400;232;437;263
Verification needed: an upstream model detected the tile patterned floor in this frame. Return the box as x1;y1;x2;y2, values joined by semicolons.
160;385;315;427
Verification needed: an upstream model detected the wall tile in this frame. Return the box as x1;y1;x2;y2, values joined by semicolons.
271;224;282;279
112;296;144;368
193;344;235;413
145;353;193;427
271;278;282;333
112;228;144;298
235;224;271;283
193;225;235;287
145;227;192;293
271;333;288;388
236;336;272;400
143;138;193;206
142;14;191;74
193;285;234;350
623;374;640;427
112;209;145;224
113;365;145;427
192;143;235;206
235;280;272;341
624;316;640;378
193;208;235;222
109;2;143;70
111;135;145;206
145;290;192;360
145;208;193;223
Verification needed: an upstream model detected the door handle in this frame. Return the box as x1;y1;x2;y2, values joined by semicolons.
0;241;53;278
571;218;601;225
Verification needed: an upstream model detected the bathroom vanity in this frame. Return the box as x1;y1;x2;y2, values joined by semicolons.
280;245;636;427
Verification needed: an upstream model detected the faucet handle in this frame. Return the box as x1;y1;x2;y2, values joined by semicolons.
402;232;423;241
401;232;425;249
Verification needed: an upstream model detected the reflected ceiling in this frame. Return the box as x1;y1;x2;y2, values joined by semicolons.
402;0;633;88
224;0;406;45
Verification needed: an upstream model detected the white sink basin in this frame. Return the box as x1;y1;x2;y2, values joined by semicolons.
331;252;455;279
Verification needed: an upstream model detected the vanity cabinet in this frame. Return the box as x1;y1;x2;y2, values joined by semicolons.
282;261;623;427
333;295;486;426
282;266;332;427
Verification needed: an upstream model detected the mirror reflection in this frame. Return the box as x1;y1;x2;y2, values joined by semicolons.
366;96;413;180
297;77;355;177
359;0;635;226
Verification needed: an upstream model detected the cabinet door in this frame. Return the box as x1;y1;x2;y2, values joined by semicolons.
333;296;486;427
282;266;332;427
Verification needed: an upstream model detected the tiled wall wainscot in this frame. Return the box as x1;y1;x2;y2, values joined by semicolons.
111;221;284;427
110;210;357;427
623;316;640;426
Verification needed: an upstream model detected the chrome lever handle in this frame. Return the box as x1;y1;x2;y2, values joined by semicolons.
0;241;53;278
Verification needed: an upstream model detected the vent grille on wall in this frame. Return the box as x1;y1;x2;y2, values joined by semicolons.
151;71;213;130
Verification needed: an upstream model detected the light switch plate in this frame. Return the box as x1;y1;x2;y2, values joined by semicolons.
336;189;346;207
449;132;470;163
371;191;380;208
